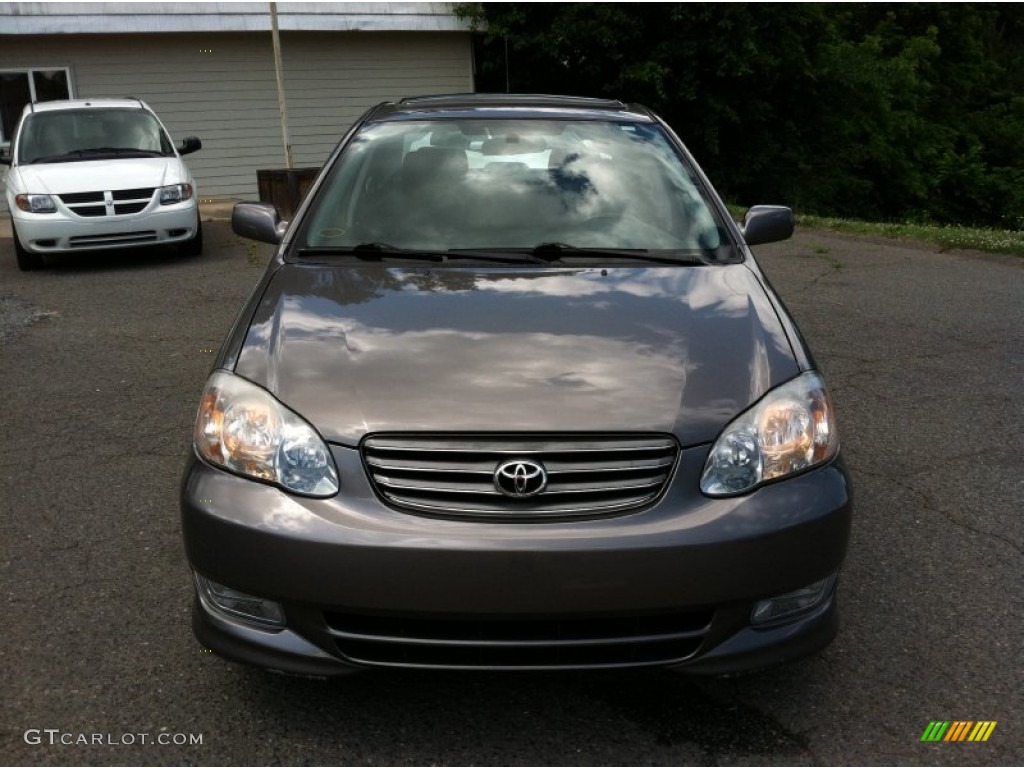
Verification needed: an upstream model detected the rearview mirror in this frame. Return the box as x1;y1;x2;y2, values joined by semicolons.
0;147;10;166
742;205;794;246
179;136;202;155
232;202;287;244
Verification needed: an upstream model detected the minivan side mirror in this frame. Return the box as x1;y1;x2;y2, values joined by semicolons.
0;147;10;166
179;136;202;155
232;202;287;244
742;205;794;246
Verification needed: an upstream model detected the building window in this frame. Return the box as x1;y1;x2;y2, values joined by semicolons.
0;68;73;145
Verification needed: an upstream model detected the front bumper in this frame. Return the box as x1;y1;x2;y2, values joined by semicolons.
181;443;852;675
11;201;197;253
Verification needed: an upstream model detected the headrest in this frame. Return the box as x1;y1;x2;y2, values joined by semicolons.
481;135;547;155
402;147;468;185
431;131;469;149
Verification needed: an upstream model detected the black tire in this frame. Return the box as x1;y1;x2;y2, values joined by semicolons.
12;223;45;271
180;218;203;257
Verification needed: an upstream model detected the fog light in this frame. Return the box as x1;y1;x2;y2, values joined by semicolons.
751;573;837;626
193;572;285;628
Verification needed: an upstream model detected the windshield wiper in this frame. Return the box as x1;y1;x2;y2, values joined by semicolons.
28;150;86;164
29;148;163;163
78;147;164;158
297;243;669;266
296;244;445;262
445;248;547;265
299;243;547;265
531;242;707;266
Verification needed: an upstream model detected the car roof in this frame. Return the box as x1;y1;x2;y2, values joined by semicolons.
367;93;657;123
22;98;151;116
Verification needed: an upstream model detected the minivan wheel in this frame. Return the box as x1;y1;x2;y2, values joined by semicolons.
180;217;203;257
12;224;45;271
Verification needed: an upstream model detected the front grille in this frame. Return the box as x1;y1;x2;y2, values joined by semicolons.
114;202;148;215
68;231;158;248
59;191;104;204
58;188;154;217
74;205;107;217
112;187;154;201
324;609;711;669
362;434;679;520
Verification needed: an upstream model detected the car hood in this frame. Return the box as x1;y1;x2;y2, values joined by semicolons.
234;264;800;447
13;157;186;193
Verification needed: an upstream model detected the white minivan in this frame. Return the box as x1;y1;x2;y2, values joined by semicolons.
1;98;202;270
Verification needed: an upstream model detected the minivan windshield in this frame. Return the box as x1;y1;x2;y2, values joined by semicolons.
299;119;732;256
17;108;175;164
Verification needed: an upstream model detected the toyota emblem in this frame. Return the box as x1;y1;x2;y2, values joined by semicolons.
493;459;548;498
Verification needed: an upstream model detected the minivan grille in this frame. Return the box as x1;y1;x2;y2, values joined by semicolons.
59;191;104;204
111;187;155;201
324;609;711;669
58;188;154;217
114;202;148;215
362;434;678;519
74;205;107;217
68;231;157;247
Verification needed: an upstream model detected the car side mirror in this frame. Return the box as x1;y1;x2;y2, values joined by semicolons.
742;205;794;246
232;201;287;244
0;147;10;166
179;136;202;155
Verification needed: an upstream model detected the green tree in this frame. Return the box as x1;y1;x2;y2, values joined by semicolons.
459;2;1024;228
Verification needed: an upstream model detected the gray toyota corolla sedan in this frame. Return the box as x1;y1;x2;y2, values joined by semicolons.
181;94;852;676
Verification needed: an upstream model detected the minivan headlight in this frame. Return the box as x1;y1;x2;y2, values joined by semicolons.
15;193;57;213
159;183;193;204
700;371;838;496
194;370;339;496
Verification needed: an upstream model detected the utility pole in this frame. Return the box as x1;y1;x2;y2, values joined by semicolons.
270;2;293;169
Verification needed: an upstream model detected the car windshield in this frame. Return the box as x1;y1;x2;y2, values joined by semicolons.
299;119;731;256
17;108;175;163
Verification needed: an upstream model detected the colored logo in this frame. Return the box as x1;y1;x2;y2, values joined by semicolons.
921;721;997;742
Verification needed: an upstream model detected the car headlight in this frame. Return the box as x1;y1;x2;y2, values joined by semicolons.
700;371;838;496
14;193;57;213
159;183;194;205
194;370;339;496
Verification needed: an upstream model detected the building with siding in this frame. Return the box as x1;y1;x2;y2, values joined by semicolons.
0;2;474;201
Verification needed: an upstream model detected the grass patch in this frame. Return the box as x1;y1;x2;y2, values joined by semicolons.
797;214;1024;255
726;204;1024;256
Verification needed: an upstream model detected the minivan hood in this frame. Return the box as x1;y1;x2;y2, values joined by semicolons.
14;157;184;193
234;264;800;447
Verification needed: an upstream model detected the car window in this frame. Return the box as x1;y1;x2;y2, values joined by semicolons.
17;108;175;163
300;119;727;254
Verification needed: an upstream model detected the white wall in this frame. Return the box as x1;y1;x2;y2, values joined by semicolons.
0;30;474;200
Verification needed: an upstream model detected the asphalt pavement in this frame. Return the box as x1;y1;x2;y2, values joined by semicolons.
1;218;1020;766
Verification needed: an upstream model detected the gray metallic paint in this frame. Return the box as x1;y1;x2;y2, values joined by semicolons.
181;446;850;673
183;448;850;613
233;263;800;447
183;95;852;674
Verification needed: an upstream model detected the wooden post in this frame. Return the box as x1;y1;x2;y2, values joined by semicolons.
270;2;293;169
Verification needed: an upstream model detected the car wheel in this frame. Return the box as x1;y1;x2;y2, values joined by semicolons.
12;223;45;271
180;218;203;257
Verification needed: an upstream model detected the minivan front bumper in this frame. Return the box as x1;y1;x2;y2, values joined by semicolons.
11;200;197;253
181;443;852;675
